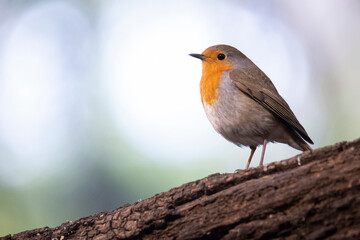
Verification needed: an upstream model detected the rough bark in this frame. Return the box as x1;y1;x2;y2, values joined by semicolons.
1;138;360;240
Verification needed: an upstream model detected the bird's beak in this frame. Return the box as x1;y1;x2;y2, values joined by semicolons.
189;53;206;60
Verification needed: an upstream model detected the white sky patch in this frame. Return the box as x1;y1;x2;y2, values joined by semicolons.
0;2;90;184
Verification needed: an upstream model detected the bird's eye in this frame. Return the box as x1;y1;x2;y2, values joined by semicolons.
217;53;225;60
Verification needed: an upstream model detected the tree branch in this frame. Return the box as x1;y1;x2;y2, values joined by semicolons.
2;138;360;240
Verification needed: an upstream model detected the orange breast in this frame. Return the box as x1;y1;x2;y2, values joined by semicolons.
200;60;232;106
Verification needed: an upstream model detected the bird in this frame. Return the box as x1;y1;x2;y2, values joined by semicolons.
190;44;313;169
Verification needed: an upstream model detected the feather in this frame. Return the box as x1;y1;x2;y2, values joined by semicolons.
230;69;313;144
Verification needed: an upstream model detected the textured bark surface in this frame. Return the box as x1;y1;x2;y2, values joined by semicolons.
1;138;360;240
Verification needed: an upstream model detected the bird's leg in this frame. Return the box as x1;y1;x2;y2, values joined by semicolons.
259;139;268;166
246;146;256;170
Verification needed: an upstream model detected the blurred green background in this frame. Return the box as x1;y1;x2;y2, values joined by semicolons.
1;0;360;236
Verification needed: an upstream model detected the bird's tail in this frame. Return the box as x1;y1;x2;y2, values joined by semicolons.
299;141;312;152
289;131;313;152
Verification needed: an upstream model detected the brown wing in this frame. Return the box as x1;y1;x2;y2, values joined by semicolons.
230;69;313;144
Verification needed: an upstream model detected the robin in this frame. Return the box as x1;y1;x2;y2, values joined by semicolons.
190;44;313;169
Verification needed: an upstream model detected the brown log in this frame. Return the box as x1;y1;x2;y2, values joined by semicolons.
1;138;360;240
